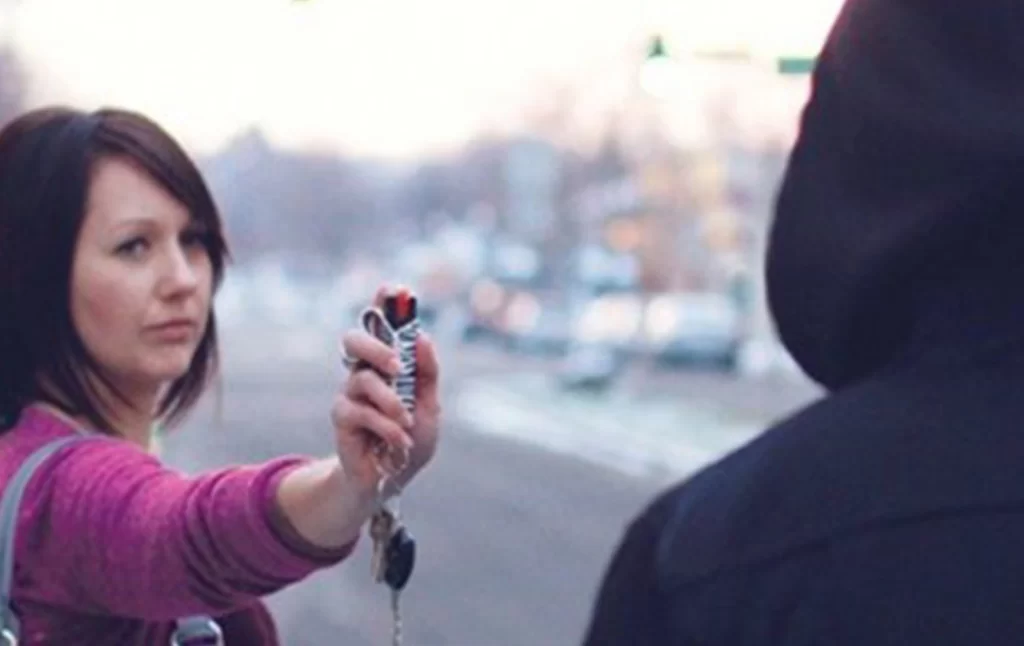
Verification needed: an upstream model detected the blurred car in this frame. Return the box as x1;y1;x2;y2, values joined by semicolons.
556;343;625;392
573;292;645;353
502;291;572;356
642;292;743;371
459;278;508;342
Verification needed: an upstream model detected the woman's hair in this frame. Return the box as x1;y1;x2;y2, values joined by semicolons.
0;106;230;434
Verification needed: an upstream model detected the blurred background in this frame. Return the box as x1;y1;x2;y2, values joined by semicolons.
1;0;840;643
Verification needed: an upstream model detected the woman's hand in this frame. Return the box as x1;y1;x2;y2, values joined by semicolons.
331;286;442;499
274;286;442;550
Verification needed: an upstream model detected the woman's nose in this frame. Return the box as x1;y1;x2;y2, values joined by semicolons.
160;246;200;296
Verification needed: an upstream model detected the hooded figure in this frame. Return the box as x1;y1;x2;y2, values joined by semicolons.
582;1;1024;644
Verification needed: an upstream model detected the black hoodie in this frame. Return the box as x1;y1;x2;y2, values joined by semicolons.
768;0;1024;391
583;2;1024;644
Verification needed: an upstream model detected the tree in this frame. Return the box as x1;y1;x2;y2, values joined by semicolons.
201;130;404;265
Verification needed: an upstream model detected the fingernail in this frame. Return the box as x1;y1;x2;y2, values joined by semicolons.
402;435;415;450
404;412;415;428
389;358;402;374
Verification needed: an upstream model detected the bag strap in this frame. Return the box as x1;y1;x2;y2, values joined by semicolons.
0;435;82;642
0;435;223;645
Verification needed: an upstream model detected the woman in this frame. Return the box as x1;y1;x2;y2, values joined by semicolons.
0;106;441;644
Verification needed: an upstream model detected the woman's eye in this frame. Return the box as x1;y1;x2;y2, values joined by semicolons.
181;230;208;249
115;237;149;258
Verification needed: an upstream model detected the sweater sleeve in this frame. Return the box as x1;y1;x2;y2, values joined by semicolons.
14;438;358;620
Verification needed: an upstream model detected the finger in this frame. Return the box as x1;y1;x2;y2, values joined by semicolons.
341;329;400;376
348;370;413;427
336;398;413;451
415;333;440;381
414;333;441;402
373;284;389;309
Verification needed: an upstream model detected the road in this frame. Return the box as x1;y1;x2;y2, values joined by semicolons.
160;324;820;645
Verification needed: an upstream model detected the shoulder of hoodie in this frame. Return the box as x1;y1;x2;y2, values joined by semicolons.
637;369;998;594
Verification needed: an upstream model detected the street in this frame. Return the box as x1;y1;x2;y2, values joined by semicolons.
160;323;820;645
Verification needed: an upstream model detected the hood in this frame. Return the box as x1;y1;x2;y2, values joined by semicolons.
767;0;1024;390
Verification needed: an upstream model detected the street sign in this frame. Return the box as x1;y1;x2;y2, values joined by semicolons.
777;56;816;75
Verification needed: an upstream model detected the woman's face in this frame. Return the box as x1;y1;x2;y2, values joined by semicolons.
70;156;212;395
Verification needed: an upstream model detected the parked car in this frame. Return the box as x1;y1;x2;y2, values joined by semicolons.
557;342;625;392
643;292;743;371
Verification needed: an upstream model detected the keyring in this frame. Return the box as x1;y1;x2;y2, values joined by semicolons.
340;307;397;373
339;350;361;372
359;307;397;348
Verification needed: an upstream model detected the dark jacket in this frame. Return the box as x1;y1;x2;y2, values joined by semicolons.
583;1;1024;643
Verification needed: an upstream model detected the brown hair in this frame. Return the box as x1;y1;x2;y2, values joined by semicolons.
0;106;230;434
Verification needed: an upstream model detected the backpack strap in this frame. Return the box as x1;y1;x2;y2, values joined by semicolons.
0;435;223;645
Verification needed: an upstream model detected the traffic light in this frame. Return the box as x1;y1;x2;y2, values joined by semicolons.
646;35;670;61
640;35;677;98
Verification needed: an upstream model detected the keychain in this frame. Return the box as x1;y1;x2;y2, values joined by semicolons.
350;288;419;646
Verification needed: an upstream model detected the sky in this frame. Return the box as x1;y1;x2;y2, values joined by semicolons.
3;0;842;159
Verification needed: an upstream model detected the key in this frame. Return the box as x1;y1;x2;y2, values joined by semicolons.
369;508;395;583
383;524;413;646
390;587;404;646
383;525;416;592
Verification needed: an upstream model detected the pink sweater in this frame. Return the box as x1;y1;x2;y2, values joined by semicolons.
0;407;357;644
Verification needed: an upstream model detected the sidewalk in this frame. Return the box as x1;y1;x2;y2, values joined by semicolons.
620;362;823;427
454;371;770;484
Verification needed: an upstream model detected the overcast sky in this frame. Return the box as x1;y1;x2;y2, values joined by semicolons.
4;0;841;159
